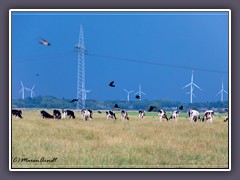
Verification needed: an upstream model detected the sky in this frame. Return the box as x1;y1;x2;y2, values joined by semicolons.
11;10;229;103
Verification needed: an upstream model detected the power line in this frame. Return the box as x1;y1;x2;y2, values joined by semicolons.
12;51;228;74
87;53;228;74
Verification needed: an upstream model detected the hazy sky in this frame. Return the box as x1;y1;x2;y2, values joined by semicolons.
11;10;229;103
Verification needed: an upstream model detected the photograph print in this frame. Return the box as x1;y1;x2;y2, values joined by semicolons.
10;9;230;170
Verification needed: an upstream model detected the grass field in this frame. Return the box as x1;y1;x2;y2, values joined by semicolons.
11;109;229;169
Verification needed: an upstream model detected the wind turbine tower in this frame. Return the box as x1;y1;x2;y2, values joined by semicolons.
80;85;91;100
19;81;25;99
216;81;228;102
182;70;202;103
25;85;35;98
123;89;134;101
75;25;87;110
135;84;146;100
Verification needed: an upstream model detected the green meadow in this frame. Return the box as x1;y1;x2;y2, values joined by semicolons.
11;109;229;169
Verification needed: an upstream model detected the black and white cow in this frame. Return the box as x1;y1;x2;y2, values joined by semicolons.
138;110;145;119
88;109;93;119
188;110;200;122
202;110;214;123
106;110;117;120
120;110;129;120
169;110;179;122
53;109;61;119
224;117;229;122
62;109;75;119
158;110;168;122
40;110;54;119
81;109;93;121
12;109;23;119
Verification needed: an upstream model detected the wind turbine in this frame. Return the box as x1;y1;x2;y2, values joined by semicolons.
182;70;202;103
84;89;91;100
216;81;228;102
123;89;134;101
25;85;36;98
80;88;91;100
135;84;146;100
19;81;26;99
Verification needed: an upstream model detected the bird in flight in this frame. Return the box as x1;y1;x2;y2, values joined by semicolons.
39;38;51;46
114;104;120;108
147;106;157;112
179;105;183;110
135;95;140;100
70;99;78;103
109;81;115;87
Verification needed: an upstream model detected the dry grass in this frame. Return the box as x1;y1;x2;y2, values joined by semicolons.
11;110;229;169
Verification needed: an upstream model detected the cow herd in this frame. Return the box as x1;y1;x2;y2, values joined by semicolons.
12;108;228;123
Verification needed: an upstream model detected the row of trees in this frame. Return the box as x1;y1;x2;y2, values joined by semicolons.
12;96;229;112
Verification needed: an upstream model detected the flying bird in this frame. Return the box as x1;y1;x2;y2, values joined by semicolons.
109;81;115;87
114;104;120;108
179;105;183;110
70;99;79;103
135;95;140;100
39;38;51;46
98;111;102;114
148;106;157;112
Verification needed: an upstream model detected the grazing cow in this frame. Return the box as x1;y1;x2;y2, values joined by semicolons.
138;110;145;119
88;109;93;119
53;109;61;119
169;110;179;122
106;110;117;120
62;110;75;119
158;110;168;122
40;110;54;119
224;117;229;122
81;109;93;121
188;110;200;122
202;110;214;123
12;109;23;119
120;110;129;120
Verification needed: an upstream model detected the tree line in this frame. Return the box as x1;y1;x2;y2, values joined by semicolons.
12;96;229;113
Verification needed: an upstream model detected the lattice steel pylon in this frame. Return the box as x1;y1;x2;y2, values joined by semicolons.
75;25;86;110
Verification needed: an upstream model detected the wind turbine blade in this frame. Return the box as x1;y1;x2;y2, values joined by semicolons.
182;83;191;89
216;90;222;96
25;87;31;91
19;89;23;93
223;90;228;94
123;89;128;93
20;81;23;87
193;83;202;90
192;93;196;98
32;85;35;90
185;92;190;95
141;92;146;95
129;91;134;93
